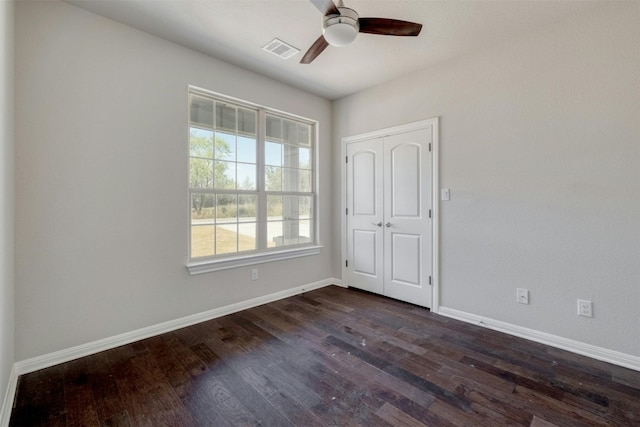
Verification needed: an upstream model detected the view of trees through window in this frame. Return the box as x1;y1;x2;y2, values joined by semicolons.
188;91;315;260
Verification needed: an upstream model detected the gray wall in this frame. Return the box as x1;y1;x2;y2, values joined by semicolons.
14;0;333;360
0;0;15;415
333;2;640;356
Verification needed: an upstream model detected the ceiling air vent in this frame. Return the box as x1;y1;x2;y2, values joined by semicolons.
262;38;300;60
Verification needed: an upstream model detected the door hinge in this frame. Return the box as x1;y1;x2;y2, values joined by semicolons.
345;260;348;267
429;276;432;285
429;209;432;218
428;143;432;152
346;208;348;215
346;156;348;163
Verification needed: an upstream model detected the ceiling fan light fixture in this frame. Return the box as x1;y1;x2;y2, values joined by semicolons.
302;0;422;64
322;7;359;47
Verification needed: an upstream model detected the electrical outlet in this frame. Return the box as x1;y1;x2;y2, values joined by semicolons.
251;268;258;281
577;299;593;317
517;288;529;305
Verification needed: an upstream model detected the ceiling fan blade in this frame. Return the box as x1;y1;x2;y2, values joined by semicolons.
300;35;330;64
358;18;423;36
308;0;340;16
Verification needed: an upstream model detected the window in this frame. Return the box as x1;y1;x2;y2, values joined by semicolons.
187;88;319;273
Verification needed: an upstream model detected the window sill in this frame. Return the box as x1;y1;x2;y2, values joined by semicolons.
186;245;323;275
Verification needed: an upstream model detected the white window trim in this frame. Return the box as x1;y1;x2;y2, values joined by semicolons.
186;86;321;274
186;245;323;275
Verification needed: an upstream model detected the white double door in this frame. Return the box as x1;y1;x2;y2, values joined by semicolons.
345;127;433;308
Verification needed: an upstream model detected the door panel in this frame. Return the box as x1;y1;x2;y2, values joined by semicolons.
391;144;420;217
390;233;421;286
353;151;376;215
352;230;378;276
383;128;432;307
346;138;384;294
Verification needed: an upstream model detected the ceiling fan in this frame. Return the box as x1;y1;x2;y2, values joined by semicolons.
301;0;423;64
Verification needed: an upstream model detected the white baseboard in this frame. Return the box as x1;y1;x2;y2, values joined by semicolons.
438;306;640;372
14;278;340;376
0;366;18;427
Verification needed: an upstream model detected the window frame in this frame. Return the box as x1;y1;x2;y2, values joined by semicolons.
186;86;322;275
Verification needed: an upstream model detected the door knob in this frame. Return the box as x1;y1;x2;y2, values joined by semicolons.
385;222;392;227
372;221;383;227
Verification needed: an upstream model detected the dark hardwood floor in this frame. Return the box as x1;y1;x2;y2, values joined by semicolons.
10;285;640;426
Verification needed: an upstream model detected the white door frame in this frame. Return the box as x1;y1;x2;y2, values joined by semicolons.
341;118;440;313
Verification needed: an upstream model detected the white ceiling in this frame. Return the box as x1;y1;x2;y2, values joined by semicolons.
66;0;602;100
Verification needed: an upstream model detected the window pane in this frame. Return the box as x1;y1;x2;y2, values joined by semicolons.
283;220;299;245
299;220;312;244
284;120;298;144
238;222;256;252
283;195;299;220
190;96;213;127
283;168;298;192
190;128;213;158
216;194;237;222
266;115;282;140
215;132;235;161
299;147;310;169
190;158;213;189
267;195;282;219
191;193;215;223
238;108;256;136
299;196;312;219
191;225;215;258
298;170;311;193
215;161;236;189
238;195;257;222
265;141;282;166
298;123;310;146
237;136;256;163
283;144;298;168
237;163;256;190
265;166;282;191
216;224;238;254
216;102;236;133
268;221;283;248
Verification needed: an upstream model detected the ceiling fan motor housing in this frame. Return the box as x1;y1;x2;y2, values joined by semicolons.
323;7;359;47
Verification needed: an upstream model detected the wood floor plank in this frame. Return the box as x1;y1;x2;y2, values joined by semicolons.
9;365;67;426
9;285;640;426
189;341;295;427
368;373;438;424
99;410;131;427
512;385;612;426
63;358;101;427
85;352;126;423
144;335;194;399
375;402;428;427
237;366;326;427
454;380;533;425
179;374;241;427
110;349;195;427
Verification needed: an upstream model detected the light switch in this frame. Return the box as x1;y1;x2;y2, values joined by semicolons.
441;188;450;201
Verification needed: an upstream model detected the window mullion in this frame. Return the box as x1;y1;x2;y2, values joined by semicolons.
257;109;268;251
